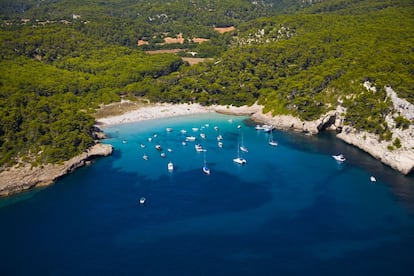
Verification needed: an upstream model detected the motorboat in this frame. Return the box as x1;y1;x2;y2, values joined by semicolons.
139;197;146;204
180;129;187;134
263;125;274;133
166;127;173;132
192;127;199;132
143;154;149;160
155;144;162;151
332;154;346;162
195;144;205;152
255;124;272;130
370;176;376;182
168;162;174;172
218;141;223;148
185;136;196;142
217;135;223;141
160;152;166;158
200;133;206;139
203;166;211;174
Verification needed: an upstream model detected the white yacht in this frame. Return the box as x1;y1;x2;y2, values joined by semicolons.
332;154;346;162
139;197;146;204
168;162;174;172
185;136;196;142
195;144;205;152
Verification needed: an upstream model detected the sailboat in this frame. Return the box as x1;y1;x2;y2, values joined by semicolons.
332;154;346;162
233;143;247;165
202;151;211;174
239;132;248;153
268;132;278;147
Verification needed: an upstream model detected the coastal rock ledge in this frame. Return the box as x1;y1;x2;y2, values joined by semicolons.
0;143;113;197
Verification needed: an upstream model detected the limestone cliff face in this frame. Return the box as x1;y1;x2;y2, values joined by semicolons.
251;106;345;135
337;126;414;175
0;143;113;197
248;85;414;175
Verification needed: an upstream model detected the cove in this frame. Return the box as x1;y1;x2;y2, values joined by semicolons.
0;113;413;276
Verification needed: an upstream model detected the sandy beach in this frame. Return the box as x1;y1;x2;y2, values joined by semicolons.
95;102;262;127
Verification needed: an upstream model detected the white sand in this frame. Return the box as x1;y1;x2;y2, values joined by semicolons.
96;102;262;127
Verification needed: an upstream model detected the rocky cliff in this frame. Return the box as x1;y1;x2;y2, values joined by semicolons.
249;86;414;175
337;126;414;174
0;143;113;197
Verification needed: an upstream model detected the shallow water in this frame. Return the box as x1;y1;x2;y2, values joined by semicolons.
1;113;413;275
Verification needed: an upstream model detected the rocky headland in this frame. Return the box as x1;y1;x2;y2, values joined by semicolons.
250;86;414;175
0;143;113;197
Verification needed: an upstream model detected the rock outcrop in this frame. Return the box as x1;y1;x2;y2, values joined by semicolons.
337;126;414;175
251;106;345;135
248;89;413;175
386;86;414;120
0;143;113;197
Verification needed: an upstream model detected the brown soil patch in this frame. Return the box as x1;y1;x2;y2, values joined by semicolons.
214;26;235;33
145;49;185;54
182;57;212;65
94;100;150;119
191;38;209;43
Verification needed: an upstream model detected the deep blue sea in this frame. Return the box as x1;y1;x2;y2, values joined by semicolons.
1;113;414;276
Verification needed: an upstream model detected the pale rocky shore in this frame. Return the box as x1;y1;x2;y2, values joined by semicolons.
0;143;113;197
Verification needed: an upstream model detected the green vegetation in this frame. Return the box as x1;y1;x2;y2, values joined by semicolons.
0;0;413;168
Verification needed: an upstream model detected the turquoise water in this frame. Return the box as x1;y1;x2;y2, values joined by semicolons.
1;113;414;275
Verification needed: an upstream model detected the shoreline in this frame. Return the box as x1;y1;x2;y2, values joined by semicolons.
95;102;262;127
96;102;413;175
1;101;412;197
0;143;113;197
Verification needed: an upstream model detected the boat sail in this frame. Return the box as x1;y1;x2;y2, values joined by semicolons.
233;143;247;165
268;132;278;147
239;132;248;153
202;151;211;174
